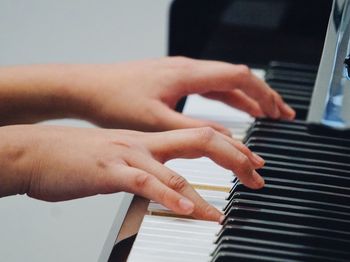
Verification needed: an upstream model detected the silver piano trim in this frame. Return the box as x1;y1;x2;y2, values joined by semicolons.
308;0;350;132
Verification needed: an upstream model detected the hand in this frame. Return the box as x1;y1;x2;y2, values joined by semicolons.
0;125;264;222
64;57;295;134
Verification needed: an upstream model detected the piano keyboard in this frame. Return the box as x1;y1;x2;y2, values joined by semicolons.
126;62;350;262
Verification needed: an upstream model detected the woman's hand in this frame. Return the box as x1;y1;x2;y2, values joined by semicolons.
69;57;295;134
0;57;295;134
0;125;264;222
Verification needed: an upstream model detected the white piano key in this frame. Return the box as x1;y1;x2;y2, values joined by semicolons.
183;94;253;121
135;233;215;247
148;189;228;212
129;246;210;261
128;252;208;262
127;216;219;261
251;68;266;79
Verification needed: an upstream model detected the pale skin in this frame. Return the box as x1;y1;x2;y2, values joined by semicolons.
0;57;295;222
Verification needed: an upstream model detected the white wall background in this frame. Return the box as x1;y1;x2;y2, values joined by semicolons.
0;1;173;261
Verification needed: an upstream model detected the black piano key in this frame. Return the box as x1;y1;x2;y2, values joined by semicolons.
216;224;350;251
265;71;316;85
229;191;350;214
214;236;349;261
267;68;317;79
270;85;312;95
224;206;350;232
224;198;350;221
212;251;290;262
255;118;308;127
223;217;350;241
228;184;350;207
245;128;350;147
211;243;326;262
247;143;350;163
268;79;314;92
246;137;350;154
256;152;350;171
264;159;350;177
253;119;307;129
212;219;350;260
268;61;318;73
258;166;350;186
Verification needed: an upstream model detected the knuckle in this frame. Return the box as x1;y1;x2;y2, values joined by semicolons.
133;172;152;190
168;174;188;192
236;155;252;174
196;126;216;144
235;64;251;78
264;91;275;103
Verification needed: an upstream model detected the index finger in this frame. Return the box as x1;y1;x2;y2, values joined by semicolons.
145;127;265;189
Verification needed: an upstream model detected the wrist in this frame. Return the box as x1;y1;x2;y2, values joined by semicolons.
0;125;36;197
0;65;82;124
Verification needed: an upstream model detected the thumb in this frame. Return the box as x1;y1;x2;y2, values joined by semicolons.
156;103;231;137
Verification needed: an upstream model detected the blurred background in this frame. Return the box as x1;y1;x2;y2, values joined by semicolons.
0;1;172;261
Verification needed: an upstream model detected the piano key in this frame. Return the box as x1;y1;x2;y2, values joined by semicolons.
211;242;332;261
224;206;350;232
257;152;350;171
258;166;350;186
211;251;297;262
265;71;316;85
268;80;314;92
216;223;350;251
246;137;350;154
223;217;350;240
247;143;350;163
128;215;220;262
228;183;350;206
229;191;350;214
266;69;316;84
264;159;350;176
246;127;350;147
268;61;318;73
215;236;350;261
148;189;229;213
225;197;350;221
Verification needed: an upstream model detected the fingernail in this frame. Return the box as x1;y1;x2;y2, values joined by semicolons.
252;171;265;188
252;152;265;166
179;198;194;213
219;215;226;224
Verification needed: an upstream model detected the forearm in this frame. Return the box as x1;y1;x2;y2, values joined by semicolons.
0;65;82;125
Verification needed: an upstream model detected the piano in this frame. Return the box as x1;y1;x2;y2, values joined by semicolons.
101;0;350;261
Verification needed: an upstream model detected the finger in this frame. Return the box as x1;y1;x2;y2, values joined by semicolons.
147;128;265;189
203;90;265;118
217;132;265;169
154;102;232;137
127;153;222;222
175;60;292;119
240;76;296;120
111;164;195;215
271;89;296;120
